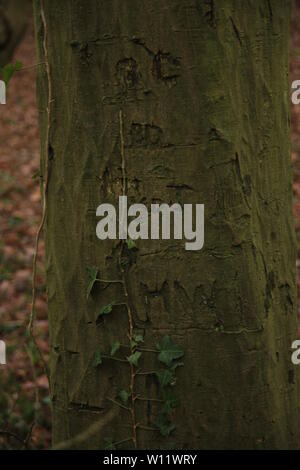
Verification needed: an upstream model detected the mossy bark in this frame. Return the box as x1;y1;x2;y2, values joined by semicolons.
33;0;300;449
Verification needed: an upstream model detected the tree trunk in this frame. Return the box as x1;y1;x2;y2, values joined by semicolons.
33;0;300;449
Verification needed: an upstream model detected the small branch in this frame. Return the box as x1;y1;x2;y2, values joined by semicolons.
96;278;123;284
137;347;158;353
106;397;131;412
17;62;45;72
102;354;127;363
113;437;134;447
135;396;163;403
137;424;158;432
22;421;35;450
0;430;24;445
52;408;116;450
135;370;156;376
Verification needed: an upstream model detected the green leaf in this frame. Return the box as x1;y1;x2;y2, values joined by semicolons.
130;334;144;349
126;238;135;249
98;301;116;317
155;413;175;437
103;438;116;450
2;64;15;84
127;351;142;367
156;369;174;388
156;336;184;367
93;350;102;367
1;61;22;85
119;389;130;404
110;341;120;356
133;334;144;343
86;266;98;299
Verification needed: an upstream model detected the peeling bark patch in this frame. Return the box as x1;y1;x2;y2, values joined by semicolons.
131;36;154;57
209;128;223;141
70;38;100;62
128;122;163;148
152;51;181;87
116;58;140;91
131;39;181;88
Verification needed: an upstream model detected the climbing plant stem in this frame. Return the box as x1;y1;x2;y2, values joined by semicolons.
29;0;51;385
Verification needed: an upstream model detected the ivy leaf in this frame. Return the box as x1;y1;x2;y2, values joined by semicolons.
133;334;144;343
96;301;116;325
130;339;138;349
130;334;144;348
155;413;175;437
1;61;22;85
156;336;184;367
156;369;174;388
103;438;116;450
127;351;142;367
93;350;102;367
119;389;130;404
110;341;120;356
2;64;15;85
98;301;116;317
86;266;98;299
126;238;135;249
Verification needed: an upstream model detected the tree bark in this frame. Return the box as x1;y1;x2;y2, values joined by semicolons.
33;0;300;449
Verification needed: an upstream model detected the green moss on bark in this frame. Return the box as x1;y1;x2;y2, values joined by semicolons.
33;0;300;449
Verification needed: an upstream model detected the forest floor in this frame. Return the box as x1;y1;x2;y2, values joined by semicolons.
1;8;300;450
0;20;50;449
291;4;300;333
